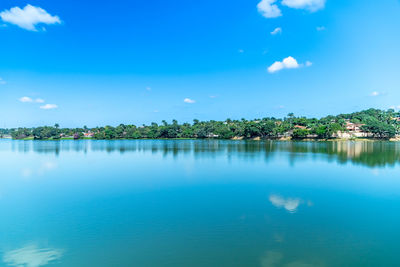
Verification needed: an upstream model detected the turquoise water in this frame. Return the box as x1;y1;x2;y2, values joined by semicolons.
1;140;400;267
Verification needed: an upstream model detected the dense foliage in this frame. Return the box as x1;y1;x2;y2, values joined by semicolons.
7;109;400;140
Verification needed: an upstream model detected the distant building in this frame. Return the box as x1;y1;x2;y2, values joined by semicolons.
294;125;307;129
345;121;364;133
83;131;94;138
207;133;219;138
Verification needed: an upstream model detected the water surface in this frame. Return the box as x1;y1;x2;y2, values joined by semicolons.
0;140;400;267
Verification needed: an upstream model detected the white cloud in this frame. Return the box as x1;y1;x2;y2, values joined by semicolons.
316;26;326;31
40;104;58;110
370;91;380;97
19;96;33;103
257;0;282;18
270;27;282;35
184;98;195;104
269;194;301;213
19;97;46;103
0;78;6;85
146;86;151;91
281;0;326;12
0;4;61;31
238;49;245;53
268;56;312;73
3;244;63;267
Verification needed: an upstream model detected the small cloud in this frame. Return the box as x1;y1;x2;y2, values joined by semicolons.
0;4;61;31
370;91;380;97
316;26;326;31
40;104;58;110
184;98;195;104
270;27;282;35
3;244;63;267
19;96;33;103
268;57;312;73
146;86;151;91
0;77;6;84
209;95;218;99
269;194;301;213
19;97;46;103
281;0;326;12
277;105;285;109
153;109;159;113
268;56;298;73
257;0;282;18
238;49;244;53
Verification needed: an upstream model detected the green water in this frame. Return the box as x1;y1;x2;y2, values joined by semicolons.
0;140;400;267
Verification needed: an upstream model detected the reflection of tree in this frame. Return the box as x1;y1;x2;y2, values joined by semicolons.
10;140;400;168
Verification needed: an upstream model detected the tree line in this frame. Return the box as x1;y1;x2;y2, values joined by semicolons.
6;108;400;140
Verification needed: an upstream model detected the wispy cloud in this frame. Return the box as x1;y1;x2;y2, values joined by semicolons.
370;91;381;97
40;104;58;110
238;49;245;53
0;4;61;31
0;77;6;85
281;0;326;12
258;0;325;18
316;26;326;31
19;96;33;103
257;0;282;18
146;86;152;91
184;98;196;104
268;56;312;73
19;97;46;103
389;105;400;110
3;244;63;267
270;27;282;35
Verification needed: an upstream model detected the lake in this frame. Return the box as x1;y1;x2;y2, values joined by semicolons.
0;139;400;267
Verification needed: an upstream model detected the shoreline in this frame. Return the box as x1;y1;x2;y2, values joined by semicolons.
2;137;399;142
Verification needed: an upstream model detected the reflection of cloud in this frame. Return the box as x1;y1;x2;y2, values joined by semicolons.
261;251;283;267
269;194;301;213
260;250;320;267
20;161;57;178
3;245;63;267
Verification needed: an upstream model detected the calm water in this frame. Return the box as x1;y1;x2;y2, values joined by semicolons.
1;140;400;267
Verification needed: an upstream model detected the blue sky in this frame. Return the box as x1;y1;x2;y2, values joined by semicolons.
0;0;400;127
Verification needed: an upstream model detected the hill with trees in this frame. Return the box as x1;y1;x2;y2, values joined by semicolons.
7;108;400;141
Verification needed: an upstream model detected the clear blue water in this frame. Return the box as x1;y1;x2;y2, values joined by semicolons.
0;140;400;267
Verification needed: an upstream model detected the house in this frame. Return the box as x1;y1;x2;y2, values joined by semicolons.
334;120;371;139
83;131;94;138
345;121;364;133
294;125;307;129
207;133;219;138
